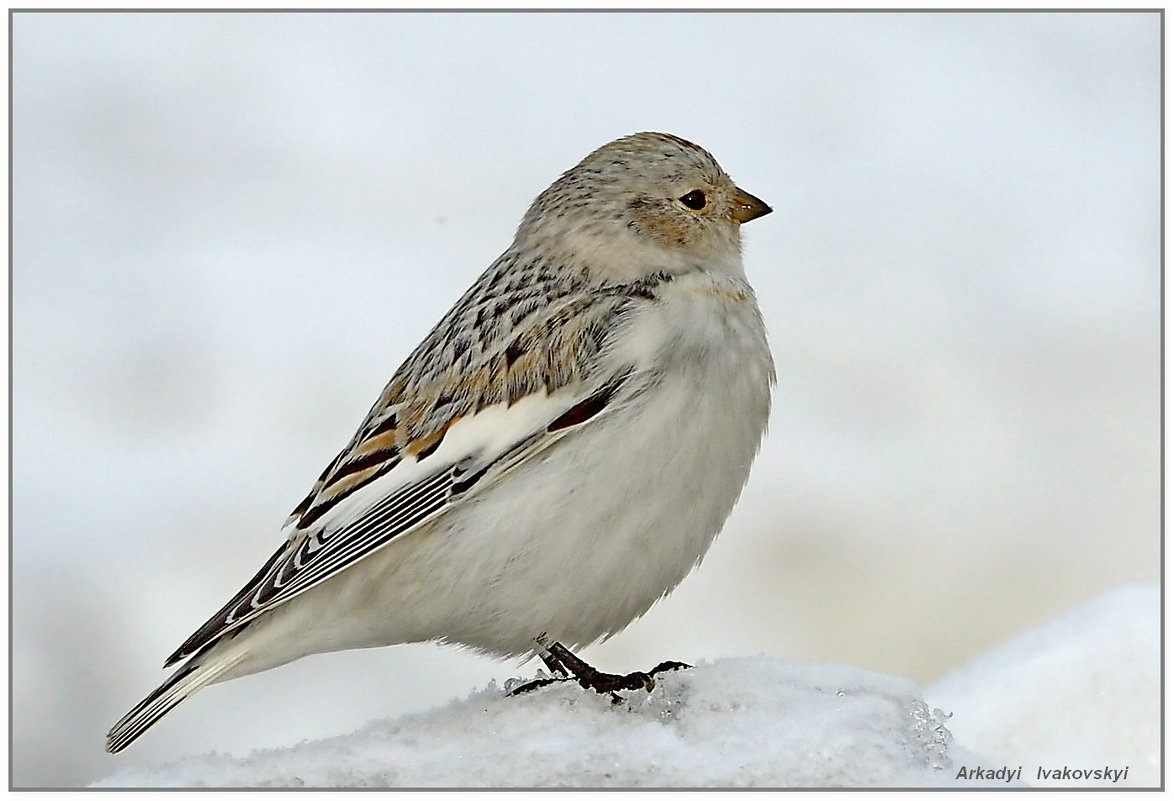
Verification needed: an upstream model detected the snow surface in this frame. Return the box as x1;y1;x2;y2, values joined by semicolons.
94;584;1158;789
928;583;1160;788
95;658;968;788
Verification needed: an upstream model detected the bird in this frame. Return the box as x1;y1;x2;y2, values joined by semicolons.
106;131;775;754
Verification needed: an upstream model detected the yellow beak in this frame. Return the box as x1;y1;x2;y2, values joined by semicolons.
730;188;772;224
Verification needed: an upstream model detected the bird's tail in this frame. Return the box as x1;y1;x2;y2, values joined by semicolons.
106;638;243;754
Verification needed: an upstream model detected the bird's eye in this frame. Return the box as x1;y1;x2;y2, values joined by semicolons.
679;190;707;210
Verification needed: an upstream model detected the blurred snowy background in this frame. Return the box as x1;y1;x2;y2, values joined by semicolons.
12;11;1158;788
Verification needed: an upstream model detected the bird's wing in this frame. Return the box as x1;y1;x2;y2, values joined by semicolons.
165;282;651;667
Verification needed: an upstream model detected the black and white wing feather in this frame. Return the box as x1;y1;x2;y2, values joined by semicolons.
163;265;662;666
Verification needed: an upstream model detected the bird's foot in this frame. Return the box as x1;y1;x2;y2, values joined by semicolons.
506;638;691;704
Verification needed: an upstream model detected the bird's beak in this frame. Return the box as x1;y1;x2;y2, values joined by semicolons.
730;188;772;224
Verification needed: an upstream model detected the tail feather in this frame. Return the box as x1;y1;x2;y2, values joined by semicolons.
106;641;242;754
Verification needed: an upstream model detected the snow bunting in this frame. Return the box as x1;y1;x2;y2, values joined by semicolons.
107;132;774;753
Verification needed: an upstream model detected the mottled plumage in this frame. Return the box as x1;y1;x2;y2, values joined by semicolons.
107;132;774;754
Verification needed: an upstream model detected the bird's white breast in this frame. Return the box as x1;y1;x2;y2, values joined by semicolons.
398;269;774;655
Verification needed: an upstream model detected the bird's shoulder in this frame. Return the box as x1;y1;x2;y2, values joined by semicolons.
287;255;674;531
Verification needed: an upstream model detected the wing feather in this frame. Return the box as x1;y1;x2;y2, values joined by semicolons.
166;264;668;666
165;371;632;665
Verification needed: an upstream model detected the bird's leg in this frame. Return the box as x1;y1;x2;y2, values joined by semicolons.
505;635;574;696
506;638;691;703
539;647;568;677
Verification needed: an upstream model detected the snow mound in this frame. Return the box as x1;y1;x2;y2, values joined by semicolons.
93;584;1158;788
95;657;973;788
928;583;1160;788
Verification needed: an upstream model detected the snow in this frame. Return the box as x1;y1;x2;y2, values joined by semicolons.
94;658;964;788
928;583;1160;788
93;584;1157;789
